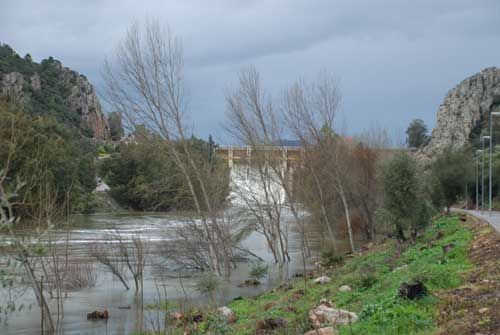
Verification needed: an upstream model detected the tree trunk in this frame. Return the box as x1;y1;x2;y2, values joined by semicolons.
311;172;338;252
338;183;355;253
22;257;54;333
396;223;406;242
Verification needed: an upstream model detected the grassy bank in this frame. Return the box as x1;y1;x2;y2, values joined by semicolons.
227;215;473;334
139;214;482;334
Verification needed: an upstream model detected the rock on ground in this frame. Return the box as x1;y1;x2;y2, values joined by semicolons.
338;285;352;292
309;302;358;327
217;306;237;324
313;276;331;284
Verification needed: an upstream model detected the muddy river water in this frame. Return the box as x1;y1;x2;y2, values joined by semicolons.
0;211;353;335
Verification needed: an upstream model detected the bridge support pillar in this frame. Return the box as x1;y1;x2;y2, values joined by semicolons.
228;148;233;168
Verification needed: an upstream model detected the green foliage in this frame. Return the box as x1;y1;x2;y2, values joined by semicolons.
0;43;37;76
380;153;430;240
320;250;344;267
202;313;232;335
249;262;269;281
0;100;97;217
97;143;115;155
99;131;229;211
406;119;429;148
195;272;220;305
0;43;88;133
429;146;474;212
107;111;124;141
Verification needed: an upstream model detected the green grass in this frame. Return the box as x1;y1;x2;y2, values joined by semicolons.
227;215;473;335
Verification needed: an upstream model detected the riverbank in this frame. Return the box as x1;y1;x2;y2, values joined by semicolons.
143;213;500;334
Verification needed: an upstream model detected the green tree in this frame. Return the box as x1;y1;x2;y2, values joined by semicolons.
380;153;429;241
406;119;429;148
0;99;97;217
107;111;124;141
99;134;229;211
430;146;474;213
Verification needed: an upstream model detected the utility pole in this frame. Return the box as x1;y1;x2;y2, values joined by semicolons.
476;153;479;210
482;138;486;213
489;112;500;213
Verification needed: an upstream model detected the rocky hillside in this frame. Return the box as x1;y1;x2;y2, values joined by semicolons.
419;67;500;158
0;43;110;140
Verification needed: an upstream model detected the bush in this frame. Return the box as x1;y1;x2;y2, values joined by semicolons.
249;263;269;282
320;250;344;267
195;272;220;305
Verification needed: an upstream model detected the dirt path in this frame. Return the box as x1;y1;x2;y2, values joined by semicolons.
438;215;500;334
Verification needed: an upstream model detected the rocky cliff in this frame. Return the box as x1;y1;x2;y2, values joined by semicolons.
419;67;500;158
0;44;110;140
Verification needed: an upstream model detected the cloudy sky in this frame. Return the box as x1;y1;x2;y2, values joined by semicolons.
1;0;500;143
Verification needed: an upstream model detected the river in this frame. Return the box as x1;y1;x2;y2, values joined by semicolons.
0;210;357;335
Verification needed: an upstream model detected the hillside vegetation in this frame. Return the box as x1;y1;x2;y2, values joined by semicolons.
226;215;472;334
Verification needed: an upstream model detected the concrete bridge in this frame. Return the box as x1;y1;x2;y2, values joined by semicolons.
215;146;303;170
215;145;416;169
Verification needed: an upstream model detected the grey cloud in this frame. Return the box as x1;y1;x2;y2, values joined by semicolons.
1;0;499;142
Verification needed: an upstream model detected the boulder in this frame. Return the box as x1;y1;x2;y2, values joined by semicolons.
313;276;331;284
217;306;237;324
309;303;358;327
304;327;338;335
338;285;352;292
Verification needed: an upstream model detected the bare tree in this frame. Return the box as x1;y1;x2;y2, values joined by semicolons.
117;233;145;292
282;73;357;252
102;19;238;276
91;238;130;290
226;67;313;265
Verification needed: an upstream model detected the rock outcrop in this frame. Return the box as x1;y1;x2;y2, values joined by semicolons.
419;67;500;159
0;44;110;140
65;69;110;140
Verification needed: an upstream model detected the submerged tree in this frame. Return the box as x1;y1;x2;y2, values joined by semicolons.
102;19;237;275
0;102;55;332
283;73;359;253
225;67;295;264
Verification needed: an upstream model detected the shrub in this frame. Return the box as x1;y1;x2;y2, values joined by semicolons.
320;251;344;267
249;263;269;282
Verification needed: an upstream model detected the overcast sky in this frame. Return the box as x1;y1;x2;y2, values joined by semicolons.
1;0;500;143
